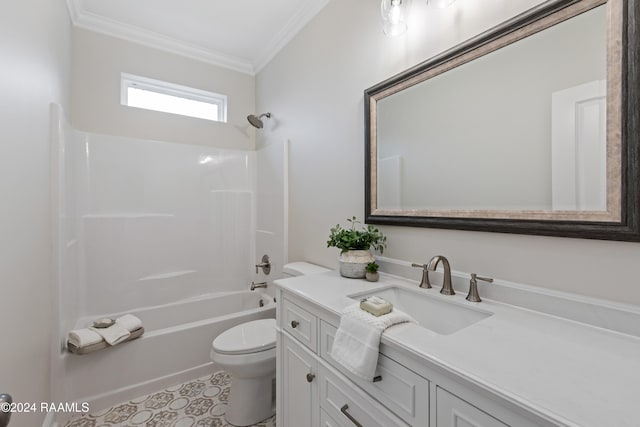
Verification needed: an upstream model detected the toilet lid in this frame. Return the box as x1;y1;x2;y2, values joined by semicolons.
212;318;276;355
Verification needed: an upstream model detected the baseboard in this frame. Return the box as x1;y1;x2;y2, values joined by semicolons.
53;362;214;426
41;411;59;427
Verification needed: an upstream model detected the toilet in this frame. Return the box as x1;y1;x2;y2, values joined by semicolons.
210;261;330;426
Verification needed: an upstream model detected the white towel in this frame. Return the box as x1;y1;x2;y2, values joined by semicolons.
116;314;142;331
330;302;415;381
68;329;103;347
89;324;130;346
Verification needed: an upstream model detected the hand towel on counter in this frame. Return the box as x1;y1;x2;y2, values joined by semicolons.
68;329;103;348
329;302;415;381
89;323;130;345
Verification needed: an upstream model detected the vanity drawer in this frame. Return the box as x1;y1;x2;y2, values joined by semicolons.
282;297;318;352
436;387;509;427
320;408;342;427
320;320;430;425
319;363;409;427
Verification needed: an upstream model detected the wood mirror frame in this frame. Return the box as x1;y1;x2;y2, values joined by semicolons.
364;0;639;241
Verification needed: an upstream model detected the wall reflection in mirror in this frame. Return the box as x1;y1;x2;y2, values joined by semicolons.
377;5;606;213
365;0;640;241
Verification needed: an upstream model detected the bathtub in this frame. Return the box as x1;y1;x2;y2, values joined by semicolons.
61;290;275;412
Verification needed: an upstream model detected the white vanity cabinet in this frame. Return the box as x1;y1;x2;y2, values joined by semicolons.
436;388;508;427
278;295;410;427
277;288;558;427
281;333;318;427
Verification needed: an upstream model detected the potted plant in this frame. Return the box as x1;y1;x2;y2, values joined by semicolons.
327;216;387;278
365;262;379;282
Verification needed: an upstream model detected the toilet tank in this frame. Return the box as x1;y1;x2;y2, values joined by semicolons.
282;262;330;277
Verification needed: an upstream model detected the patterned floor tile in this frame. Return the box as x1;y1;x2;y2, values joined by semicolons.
64;372;276;427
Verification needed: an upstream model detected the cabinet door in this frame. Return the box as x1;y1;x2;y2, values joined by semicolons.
437;387;508;427
282;333;319;427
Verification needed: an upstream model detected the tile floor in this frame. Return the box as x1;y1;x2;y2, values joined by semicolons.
63;371;276;427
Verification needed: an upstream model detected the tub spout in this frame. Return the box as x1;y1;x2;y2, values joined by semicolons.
250;281;268;291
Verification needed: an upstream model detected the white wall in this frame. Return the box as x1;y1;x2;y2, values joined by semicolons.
0;1;71;426
71;28;257;150
256;0;640;305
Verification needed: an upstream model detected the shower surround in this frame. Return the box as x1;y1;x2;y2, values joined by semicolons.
50;105;285;415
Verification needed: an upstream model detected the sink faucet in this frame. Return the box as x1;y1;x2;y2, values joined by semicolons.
411;262;432;288
427;255;454;295
466;273;494;302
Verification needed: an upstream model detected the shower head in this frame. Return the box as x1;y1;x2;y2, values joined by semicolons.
247;112;271;129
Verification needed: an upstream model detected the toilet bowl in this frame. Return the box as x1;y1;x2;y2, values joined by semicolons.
210;262;330;426
210;318;276;426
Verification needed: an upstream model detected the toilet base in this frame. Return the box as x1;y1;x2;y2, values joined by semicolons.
225;373;276;426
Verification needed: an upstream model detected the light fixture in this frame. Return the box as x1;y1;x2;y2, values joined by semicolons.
426;0;456;8
381;0;409;37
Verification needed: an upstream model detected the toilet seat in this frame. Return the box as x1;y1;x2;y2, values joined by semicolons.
212;318;276;355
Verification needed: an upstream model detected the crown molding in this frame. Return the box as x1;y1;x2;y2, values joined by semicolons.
66;0;331;76
253;0;332;73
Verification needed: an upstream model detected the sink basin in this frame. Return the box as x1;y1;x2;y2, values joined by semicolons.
348;285;493;335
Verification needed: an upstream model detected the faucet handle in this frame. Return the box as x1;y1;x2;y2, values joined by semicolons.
255;254;271;275
466;273;494;302
411;263;432;288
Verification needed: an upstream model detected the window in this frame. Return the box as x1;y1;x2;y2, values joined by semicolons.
121;73;227;122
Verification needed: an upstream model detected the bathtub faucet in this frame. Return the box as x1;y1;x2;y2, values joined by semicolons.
255;254;271;275
250;281;268;291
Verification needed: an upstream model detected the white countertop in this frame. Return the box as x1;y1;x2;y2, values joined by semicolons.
275;271;640;427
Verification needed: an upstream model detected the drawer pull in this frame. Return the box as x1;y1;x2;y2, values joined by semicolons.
291;320;300;328
306;372;315;383
373;375;382;382
340;404;363;427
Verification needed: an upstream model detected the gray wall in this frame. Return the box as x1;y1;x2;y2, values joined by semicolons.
377;6;606;210
72;28;256;150
0;1;71;426
256;0;640;305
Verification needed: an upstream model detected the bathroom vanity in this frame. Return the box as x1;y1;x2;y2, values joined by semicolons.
274;271;640;427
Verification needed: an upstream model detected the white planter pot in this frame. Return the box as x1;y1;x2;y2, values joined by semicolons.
339;250;374;279
365;271;379;282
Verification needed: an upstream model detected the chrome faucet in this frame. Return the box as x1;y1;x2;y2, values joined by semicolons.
255;254;271;275
427;255;454;295
250;281;268;291
466;273;493;302
411;262;432;288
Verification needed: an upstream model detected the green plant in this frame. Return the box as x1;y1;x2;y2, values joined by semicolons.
327;216;387;254
366;262;379;273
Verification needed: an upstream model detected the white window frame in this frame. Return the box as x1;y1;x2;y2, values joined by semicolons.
120;73;227;123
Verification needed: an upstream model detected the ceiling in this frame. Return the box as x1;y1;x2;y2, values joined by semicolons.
66;0;331;75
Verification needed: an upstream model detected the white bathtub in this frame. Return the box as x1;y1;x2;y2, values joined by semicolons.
61;290;275;412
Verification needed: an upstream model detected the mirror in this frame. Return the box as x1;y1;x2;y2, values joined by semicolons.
365;0;640;241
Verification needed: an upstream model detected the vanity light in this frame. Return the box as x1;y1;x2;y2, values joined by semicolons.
426;0;456;8
381;0;409;37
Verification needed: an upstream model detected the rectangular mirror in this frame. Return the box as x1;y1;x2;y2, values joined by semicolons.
365;0;640;241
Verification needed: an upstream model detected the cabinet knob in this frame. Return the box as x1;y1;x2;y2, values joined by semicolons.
306;372;315;383
291;320;299;328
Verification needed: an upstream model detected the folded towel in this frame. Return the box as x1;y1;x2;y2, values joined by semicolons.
89;324;130;346
116;314;142;332
330;302;415;381
68;329;103;348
